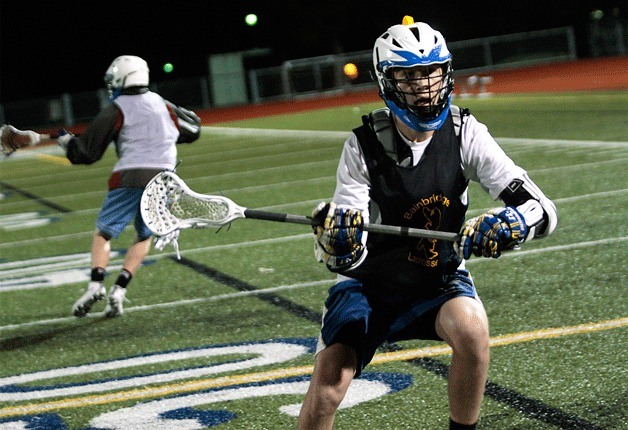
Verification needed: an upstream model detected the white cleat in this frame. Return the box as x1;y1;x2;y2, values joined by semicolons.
72;282;106;317
104;285;127;318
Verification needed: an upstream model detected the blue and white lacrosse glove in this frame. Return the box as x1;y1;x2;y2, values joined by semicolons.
153;230;181;260
456;206;527;259
312;201;365;272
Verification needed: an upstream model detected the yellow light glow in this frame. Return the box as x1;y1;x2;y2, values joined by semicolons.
343;63;359;79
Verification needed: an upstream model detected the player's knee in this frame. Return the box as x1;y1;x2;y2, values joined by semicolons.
452;325;490;366
317;384;348;412
446;313;489;359
137;234;152;243
96;230;113;241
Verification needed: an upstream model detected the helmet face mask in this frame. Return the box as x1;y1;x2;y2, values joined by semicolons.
373;20;454;132
382;63;453;124
104;55;150;100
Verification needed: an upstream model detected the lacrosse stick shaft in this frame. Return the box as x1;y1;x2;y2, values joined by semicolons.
243;209;458;241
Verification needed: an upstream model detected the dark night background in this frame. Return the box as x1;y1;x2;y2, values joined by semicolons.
0;0;626;103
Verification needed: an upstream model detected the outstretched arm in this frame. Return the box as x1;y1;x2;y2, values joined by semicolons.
1;125;60;156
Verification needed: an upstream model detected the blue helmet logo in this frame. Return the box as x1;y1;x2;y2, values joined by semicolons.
378;47;450;71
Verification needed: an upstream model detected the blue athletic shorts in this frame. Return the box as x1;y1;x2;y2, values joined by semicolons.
96;188;152;240
319;269;477;377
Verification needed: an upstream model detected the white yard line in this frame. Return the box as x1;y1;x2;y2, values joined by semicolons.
202;127;628;149
0;279;332;332
2;188;625;249
2;133;627;328
1;132;625;218
1;236;625;332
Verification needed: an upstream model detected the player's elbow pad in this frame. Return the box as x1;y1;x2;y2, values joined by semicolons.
516;198;558;241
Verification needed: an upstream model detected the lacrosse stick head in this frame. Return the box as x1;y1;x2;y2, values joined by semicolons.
1;125;41;157
1;125;21;156
1;125;14;156
141;171;244;236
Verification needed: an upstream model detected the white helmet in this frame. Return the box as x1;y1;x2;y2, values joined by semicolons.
104;55;150;99
373;17;454;132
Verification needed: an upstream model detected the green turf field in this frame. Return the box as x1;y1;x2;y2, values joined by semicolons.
0;91;626;429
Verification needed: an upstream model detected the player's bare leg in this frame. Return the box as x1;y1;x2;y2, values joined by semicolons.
122;235;152;275
72;232;111;316
104;235;151;317
298;343;357;430
436;296;490;426
91;232;111;269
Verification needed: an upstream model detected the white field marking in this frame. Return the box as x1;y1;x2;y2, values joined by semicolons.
530;157;628;175
2;152;623;214
212;149;625;197
0;253;91;270
88;379;388;428
0;279;333;331
93;155;628;198
0;316;625;419
1;187;626;250
4;152;621;218
202;126;349;140
0;235;308;279
1;186;625;284
553;188;628;204
3;142;340;191
122;185;627;220
0;173;336;212
0;342;310;402
0;231;94;249
1;185;625;277
1;134;340;193
1;131;625;207
1;236;626;332
203;127;628;149
0;212;54;230
0;251;122;278
496;137;628;148
0;190;104;208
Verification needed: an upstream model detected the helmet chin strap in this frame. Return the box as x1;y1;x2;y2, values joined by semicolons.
384;97;451;132
109;88;122;101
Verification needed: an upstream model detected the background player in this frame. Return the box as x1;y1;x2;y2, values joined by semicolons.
58;55;201;318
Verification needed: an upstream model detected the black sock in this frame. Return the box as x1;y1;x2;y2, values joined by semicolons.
114;269;132;288
450;419;477;430
91;267;106;282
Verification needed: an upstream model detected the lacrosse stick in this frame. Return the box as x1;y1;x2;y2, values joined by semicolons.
141;171;458;242
1;125;59;157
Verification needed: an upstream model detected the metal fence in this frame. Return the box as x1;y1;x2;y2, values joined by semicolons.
1;27;577;130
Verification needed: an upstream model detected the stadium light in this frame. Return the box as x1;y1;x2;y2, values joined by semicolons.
245;13;258;26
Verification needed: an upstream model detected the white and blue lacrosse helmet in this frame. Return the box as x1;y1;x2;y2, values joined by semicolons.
373;16;454;132
104;55;150;100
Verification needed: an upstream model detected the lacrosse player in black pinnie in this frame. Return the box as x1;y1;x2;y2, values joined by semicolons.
52;55;201;318
298;17;558;429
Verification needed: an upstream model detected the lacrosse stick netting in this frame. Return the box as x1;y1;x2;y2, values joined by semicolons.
141;171;242;236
